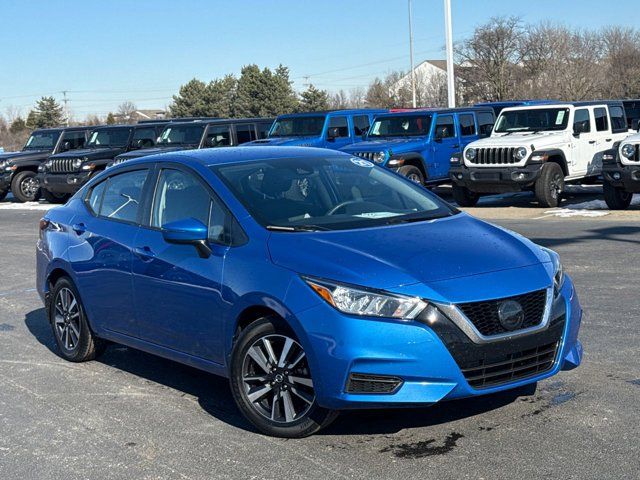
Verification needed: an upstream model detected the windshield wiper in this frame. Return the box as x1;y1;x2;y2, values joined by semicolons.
384;211;454;225
266;224;330;232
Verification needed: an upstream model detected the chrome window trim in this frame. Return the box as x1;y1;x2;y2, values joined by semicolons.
434;287;554;345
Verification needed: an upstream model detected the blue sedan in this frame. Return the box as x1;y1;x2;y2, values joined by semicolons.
36;147;583;437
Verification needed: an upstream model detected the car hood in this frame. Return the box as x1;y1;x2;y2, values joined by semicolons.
117;145;190;160
268;213;551;294
342;137;425;152
244;137;320;147
0;149;50;162
468;131;568;149
51;147;124;160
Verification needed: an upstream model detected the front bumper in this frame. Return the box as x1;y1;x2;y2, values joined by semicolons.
38;171;92;194
602;159;640;193
294;276;582;410
450;163;543;193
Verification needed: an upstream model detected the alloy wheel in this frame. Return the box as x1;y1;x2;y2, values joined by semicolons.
407;173;422;184
241;334;315;424
20;177;39;199
53;287;81;351
550;173;563;199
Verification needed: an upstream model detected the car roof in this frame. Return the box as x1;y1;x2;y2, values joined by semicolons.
377;107;493;118
125;146;348;168
164;117;274;127
276;109;386;118
499;101;624;113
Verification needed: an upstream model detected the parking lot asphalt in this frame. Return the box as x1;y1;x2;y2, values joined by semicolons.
1;196;639;480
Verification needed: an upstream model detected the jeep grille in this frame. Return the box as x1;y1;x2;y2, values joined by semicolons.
354;152;377;161
470;147;519;165
49;158;79;173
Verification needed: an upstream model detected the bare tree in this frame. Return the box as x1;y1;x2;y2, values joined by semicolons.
601;26;640;98
117;101;137;124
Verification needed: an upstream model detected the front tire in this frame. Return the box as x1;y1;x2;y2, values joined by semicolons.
49;277;105;362
11;170;39;203
534;162;564;208
398;165;424;185
41;188;70;204
229;317;338;438
452;184;480;207
603;181;633;210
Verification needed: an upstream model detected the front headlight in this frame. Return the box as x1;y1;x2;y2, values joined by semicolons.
621;143;635;159
464;148;476;161
304;277;427;320
541;247;564;295
0;160;7;170
73;158;83;169
515;146;528;160
373;151;387;163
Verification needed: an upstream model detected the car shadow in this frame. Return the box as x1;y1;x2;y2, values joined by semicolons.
25;308;530;437
530;225;640;249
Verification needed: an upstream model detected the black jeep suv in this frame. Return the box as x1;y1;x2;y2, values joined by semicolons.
110;117;274;166
38;123;165;202
0;127;91;202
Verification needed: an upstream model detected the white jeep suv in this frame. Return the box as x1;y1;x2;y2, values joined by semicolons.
449;102;630;207
601;132;640;209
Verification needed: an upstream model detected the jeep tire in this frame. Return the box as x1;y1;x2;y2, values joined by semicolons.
11;170;40;203
398;165;424;185
603;180;633;210
535;162;564;208
452;184;480;207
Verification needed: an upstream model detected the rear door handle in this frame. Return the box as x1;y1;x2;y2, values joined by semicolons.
588;140;596;144
134;246;156;260
72;223;86;235
605;138;612;142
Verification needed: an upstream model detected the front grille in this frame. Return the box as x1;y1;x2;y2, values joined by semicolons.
346;373;403;394
354;152;377;161
471;147;518;165
50;158;78;173
462;341;559;389
457;289;547;336
112;158;127;166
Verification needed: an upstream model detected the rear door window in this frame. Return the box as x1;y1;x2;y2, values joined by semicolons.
459;114;476;136
594;108;609;132
235;124;257;144
99;169;149;223
327;116;349;138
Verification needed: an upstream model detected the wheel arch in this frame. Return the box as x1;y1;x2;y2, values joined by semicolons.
392;154;428;180
540;149;569;176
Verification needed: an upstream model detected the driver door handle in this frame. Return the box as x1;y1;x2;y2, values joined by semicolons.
588;140;596;144
134;246;156;261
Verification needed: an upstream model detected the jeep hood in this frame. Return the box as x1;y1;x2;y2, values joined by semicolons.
469;131;569;149
51;147;124;160
343;137;427;153
268;213;551;295
0;149;50;162
244;137;319;147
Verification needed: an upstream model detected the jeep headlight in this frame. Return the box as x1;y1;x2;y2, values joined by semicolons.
0;160;7;170
541;247;564;296
72;158;83;169
373;151;387;163
515;146;528;160
621;143;635;159
304;277;427;320
464;148;476;161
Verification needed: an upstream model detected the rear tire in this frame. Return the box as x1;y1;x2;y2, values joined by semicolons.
398;165;424;185
49;277;106;362
229;316;338;438
534;162;564;208
10;170;39;203
603;181;633;210
41;188;70;204
452;184;480;207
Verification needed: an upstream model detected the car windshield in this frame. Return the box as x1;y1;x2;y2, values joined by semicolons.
86;128;131;148
23;131;60;150
213;156;457;231
269;116;325;137
494;108;570;133
368;115;432;137
158;124;205;145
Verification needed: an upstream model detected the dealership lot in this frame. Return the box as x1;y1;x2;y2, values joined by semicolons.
0;193;639;480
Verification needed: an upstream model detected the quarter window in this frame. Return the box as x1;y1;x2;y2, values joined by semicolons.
235;124;257;144
609;106;626;133
573;109;591;133
435;115;455;138
459;114;476;136
98;169;149;223
594;108;609;132
327;116;349;138
477;112;494;137
353;115;371;136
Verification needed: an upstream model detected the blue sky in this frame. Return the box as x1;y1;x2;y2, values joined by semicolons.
0;0;634;118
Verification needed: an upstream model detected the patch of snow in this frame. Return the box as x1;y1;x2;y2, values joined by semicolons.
0;201;55;211
543;208;610;218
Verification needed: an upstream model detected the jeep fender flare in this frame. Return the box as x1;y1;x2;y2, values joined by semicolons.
532;149;569;176
389;153;428;180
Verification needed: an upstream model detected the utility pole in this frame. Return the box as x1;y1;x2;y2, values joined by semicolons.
444;0;456;107
408;0;417;108
61;90;69;126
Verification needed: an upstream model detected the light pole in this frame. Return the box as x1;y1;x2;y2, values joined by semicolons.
444;0;456;107
408;0;417;108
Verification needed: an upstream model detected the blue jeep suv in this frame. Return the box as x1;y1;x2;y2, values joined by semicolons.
342;107;495;185
36;147;582;438
244;109;386;150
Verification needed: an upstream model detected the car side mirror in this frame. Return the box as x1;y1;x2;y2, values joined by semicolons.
573;124;582;137
434;128;444;142
162;218;211;258
60;141;71;152
326;127;339;141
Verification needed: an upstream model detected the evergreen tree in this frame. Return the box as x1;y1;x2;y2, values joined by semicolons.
25;110;39;129
206;75;237;118
106;112;116;125
170;79;211;117
234;64;298;117
9;116;27;134
33;96;65;127
299;84;329;112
